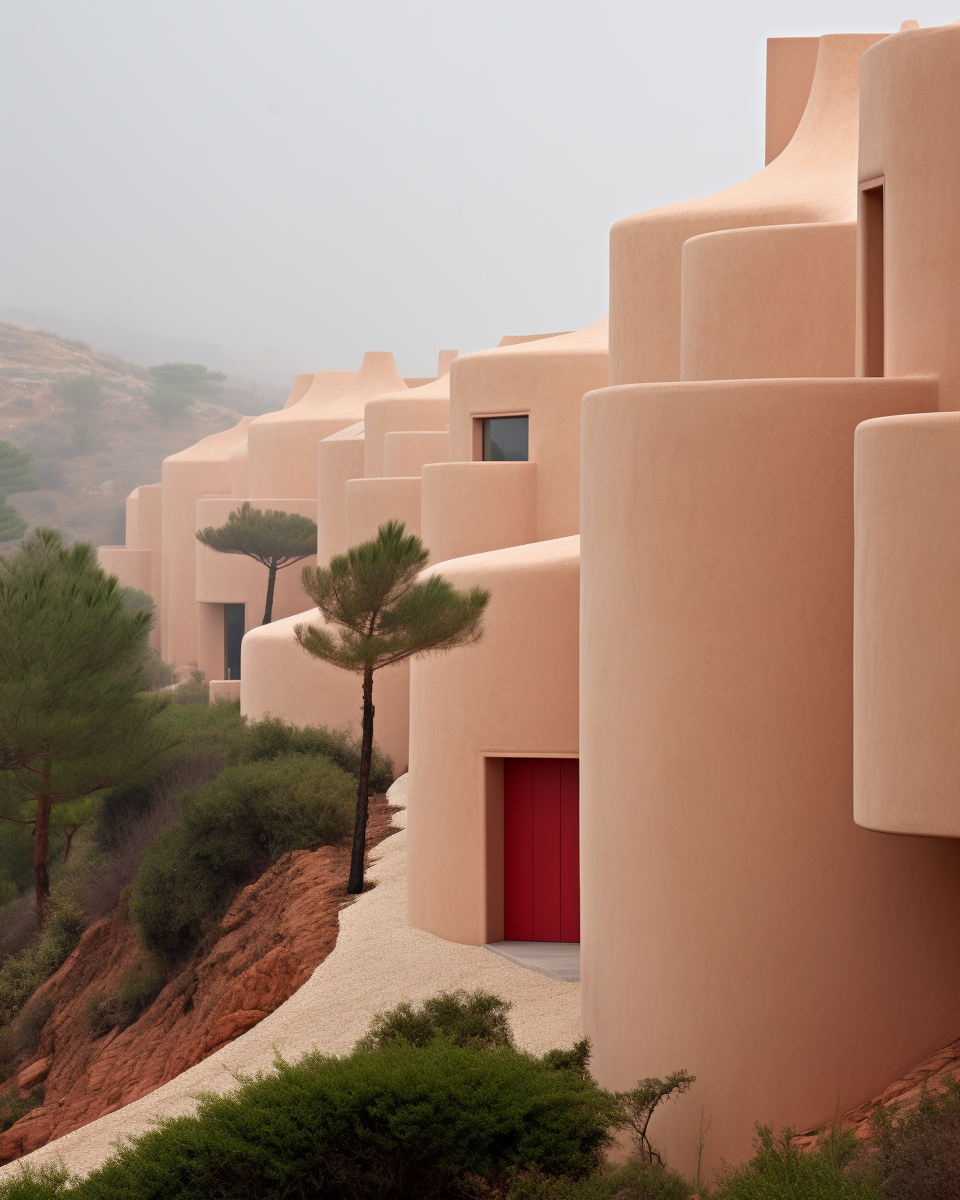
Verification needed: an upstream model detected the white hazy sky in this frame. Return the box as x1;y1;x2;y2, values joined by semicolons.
1;1;957;379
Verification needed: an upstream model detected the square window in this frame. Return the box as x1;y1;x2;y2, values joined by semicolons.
482;416;528;461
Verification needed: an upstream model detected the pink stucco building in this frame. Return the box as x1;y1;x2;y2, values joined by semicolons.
99;20;960;1173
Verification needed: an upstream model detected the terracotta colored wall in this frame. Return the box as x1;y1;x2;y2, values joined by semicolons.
407;537;579;945
765;37;820;165
858;24;960;410
383;431;448;477
317;423;366;562
344;478;422;549
448;320;607;541
97;547;151;595
609;34;882;386
160;419;252;667
362;389;449;478
680;222;856;380
579;375;960;1176
420;463;537;565
854;411;960;836
136;485;163;610
246;370;360;500
241;612;411;772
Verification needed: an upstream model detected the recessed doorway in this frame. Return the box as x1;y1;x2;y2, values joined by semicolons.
224;602;245;681
502;757;579;943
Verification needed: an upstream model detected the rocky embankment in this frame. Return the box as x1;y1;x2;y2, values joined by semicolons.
0;798;395;1163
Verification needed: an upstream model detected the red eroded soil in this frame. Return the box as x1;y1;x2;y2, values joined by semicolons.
0;796;397;1164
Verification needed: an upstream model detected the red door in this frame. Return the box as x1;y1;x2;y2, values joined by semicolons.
503;758;579;942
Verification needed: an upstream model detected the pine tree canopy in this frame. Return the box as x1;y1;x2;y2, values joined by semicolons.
0;498;27;546
296;520;489;894
0;442;42;495
197;503;319;624
148;362;226;390
0;528;174;922
197;502;317;568
145;386;193;424
296;520;489;674
49;373;104;413
0;530;170;802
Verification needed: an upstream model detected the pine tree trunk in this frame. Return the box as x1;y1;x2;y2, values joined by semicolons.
34;774;52;930
262;563;278;624
347;668;375;894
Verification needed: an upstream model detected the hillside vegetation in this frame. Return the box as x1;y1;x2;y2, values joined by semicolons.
0;323;284;547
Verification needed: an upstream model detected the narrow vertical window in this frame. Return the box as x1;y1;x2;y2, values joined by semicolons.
482;416;529;461
859;181;885;377
224;602;245;680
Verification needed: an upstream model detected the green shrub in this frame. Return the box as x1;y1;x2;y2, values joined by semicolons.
171;672;210;706
131;754;354;961
712;1124;878;1199
355;988;516;1054
229;715;394;792
65;1042;612;1200
510;1159;693;1200
863;1077;960;1198
95;707;393;855
0;1164;69;1197
85;957;166;1037
0;900;86;1026
0;1083;45;1134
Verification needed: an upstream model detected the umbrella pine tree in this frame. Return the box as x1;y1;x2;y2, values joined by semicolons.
197;502;318;624
296;521;489;894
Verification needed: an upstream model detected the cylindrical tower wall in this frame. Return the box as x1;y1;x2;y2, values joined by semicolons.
579;375;960;1175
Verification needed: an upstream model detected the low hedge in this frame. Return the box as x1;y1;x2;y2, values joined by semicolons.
0;1042;613;1199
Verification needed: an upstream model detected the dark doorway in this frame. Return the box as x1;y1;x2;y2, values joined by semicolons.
224;603;245;680
503;758;579;942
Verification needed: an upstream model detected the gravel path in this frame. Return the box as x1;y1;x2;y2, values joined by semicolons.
3;774;582;1180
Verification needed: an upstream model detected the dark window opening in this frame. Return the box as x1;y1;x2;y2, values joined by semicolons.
860;183;884;378
482;416;529;462
224;603;245;680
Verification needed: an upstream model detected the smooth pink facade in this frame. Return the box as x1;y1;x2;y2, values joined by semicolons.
99;20;960;1176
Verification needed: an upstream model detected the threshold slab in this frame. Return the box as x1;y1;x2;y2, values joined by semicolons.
483;941;580;983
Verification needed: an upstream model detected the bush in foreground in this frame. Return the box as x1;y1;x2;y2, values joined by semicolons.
131;753;355;962
356;988;516;1053
711;1125;877;1200
7;1042;611;1200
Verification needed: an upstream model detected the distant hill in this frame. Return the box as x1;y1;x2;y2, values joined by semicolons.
0;322;287;548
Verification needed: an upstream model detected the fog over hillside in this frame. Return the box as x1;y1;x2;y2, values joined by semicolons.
5;0;960;377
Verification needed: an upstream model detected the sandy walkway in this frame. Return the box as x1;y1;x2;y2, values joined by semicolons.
3;775;582;1180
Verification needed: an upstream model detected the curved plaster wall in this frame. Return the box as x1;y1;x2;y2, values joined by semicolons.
344;478;422;549
854;412;960;836
241;611;411;772
317;423;366;562
579;375;960;1176
362;379;450;478
858;23;960;410
680;222;857;380
160;419;252;668
98;547;151;595
407;537;579;946
610;33;883;386
421;462;537;565
448;319;607;541
383;431;448;478
247;364;364;496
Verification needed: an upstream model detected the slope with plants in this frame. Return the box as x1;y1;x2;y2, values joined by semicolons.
0;323;283;547
0;701;395;1164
